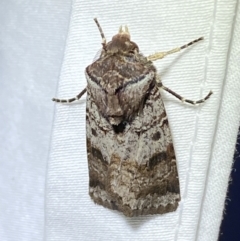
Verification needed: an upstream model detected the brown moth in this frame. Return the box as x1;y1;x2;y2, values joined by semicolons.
52;18;212;217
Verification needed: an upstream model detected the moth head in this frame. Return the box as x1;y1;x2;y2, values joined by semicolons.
106;25;139;54
118;25;130;37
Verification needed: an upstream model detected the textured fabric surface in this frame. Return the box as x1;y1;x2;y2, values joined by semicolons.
47;0;240;240
1;0;240;241
0;1;72;241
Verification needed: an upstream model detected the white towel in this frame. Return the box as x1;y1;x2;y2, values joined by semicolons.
1;0;239;241
47;1;240;240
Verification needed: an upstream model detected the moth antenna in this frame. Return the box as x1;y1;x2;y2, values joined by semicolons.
147;37;204;61
94;18;107;50
119;25;123;33
125;25;129;34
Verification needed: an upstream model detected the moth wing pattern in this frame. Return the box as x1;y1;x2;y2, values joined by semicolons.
86;83;180;217
52;18;212;217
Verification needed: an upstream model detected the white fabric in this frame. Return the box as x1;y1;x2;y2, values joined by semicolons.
0;1;72;241
1;0;240;241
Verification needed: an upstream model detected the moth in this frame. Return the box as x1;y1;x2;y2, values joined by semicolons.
52;18;212;217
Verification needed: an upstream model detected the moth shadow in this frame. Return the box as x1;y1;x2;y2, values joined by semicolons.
117;212;161;229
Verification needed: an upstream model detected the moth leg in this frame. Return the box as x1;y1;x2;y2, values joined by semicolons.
94;18;107;49
52;88;87;103
147;37;204;62
158;82;212;105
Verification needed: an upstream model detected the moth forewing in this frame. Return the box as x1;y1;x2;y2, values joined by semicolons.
52;18;212;217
